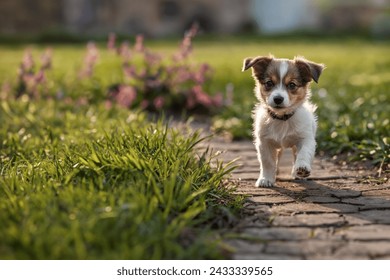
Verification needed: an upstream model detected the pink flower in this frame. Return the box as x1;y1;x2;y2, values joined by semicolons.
192;85;213;107
134;35;145;52
144;50;162;66
79;42;99;78
123;63;138;79
115;85;137;108
173;23;199;61
153;96;165;110
107;33;116;51
173;36;192;61
194;63;211;84
185;22;199;39
22;73;35;86
35;70;45;83
22;49;34;72
86;42;99;61
119;41;131;62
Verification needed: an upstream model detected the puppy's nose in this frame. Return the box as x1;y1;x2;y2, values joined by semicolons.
273;96;284;105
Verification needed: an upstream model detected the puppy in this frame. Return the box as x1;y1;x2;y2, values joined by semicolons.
242;55;325;187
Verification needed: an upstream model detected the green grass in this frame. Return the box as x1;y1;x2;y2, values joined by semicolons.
0;100;243;259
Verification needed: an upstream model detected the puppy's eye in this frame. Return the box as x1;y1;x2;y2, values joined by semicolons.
264;80;274;90
287;82;297;91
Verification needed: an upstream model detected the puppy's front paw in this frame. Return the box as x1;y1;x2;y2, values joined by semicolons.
255;177;274;187
294;166;311;179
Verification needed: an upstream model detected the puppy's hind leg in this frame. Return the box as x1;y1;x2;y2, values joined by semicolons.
291;146;297;177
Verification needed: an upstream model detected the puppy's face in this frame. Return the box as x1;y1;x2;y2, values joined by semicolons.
243;55;324;113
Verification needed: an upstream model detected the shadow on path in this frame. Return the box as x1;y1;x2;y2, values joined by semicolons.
204;138;390;259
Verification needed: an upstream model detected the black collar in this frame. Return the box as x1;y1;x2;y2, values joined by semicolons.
268;108;295;121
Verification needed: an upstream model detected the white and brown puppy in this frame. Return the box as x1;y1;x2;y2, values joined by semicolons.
242;55;325;187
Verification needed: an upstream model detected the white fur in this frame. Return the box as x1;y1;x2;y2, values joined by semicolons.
252;59;318;187
279;60;289;81
254;102;317;187
268;60;290;109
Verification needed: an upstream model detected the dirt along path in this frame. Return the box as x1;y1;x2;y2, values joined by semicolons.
200;133;390;260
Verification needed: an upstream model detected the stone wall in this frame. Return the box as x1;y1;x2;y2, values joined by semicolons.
0;0;62;34
0;0;251;36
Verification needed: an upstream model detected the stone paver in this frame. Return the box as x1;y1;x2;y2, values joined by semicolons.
202;136;390;260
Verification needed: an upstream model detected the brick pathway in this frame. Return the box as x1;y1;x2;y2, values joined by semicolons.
203;136;390;260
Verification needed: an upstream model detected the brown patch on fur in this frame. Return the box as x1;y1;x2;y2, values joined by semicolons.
284;61;301;84
260;88;269;105
294;57;325;84
242;56;273;73
289;84;308;106
258;68;280;104
257;61;282;87
262;64;279;83
283;62;310;106
268;73;279;85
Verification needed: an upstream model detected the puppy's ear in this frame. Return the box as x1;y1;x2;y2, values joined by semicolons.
294;56;325;83
242;55;273;72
